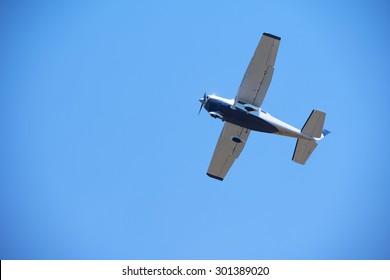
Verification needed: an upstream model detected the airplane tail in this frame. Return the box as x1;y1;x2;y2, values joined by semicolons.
292;110;329;165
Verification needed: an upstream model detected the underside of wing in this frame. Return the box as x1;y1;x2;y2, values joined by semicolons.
235;33;280;108
207;123;251;181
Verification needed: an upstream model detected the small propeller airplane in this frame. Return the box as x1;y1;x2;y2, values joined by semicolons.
199;33;330;181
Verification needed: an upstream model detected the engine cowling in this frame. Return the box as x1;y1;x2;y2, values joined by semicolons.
209;112;223;119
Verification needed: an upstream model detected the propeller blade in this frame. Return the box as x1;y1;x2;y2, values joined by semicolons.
198;92;207;116
198;103;203;115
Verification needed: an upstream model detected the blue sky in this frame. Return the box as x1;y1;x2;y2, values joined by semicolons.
1;0;389;259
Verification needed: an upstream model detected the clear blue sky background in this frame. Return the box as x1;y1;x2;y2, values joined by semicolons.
1;0;389;259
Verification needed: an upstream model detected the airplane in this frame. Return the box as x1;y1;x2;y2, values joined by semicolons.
199;33;330;181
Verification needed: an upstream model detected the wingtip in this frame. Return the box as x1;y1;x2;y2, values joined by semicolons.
207;173;224;181
263;32;281;40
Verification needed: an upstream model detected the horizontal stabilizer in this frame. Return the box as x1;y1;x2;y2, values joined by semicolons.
292;139;318;165
302;110;326;138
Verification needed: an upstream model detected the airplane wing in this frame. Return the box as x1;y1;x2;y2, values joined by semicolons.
207;123;251;181
234;33;281;107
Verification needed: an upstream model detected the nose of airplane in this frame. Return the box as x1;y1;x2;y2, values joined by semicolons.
199;92;207;104
198;92;207;115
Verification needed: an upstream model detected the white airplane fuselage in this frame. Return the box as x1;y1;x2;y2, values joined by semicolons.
204;95;323;141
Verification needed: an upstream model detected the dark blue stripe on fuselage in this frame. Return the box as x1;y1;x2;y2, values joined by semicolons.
205;99;278;133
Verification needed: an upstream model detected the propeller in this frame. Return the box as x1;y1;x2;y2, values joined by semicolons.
198;92;207;115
